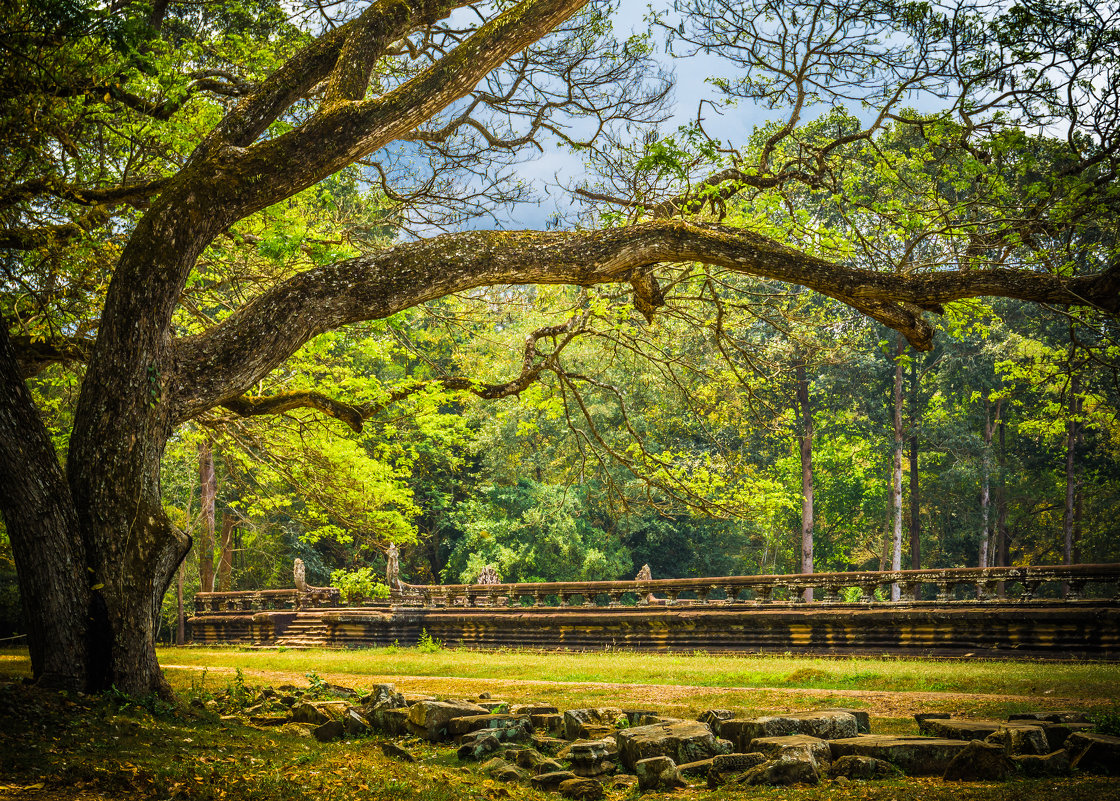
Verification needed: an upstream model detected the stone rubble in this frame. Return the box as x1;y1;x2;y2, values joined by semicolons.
213;679;1111;797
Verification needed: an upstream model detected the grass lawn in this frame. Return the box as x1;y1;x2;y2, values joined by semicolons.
1;646;1118;801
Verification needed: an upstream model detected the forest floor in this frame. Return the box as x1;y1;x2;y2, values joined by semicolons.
0;646;1118;801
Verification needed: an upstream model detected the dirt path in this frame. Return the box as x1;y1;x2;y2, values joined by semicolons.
161;664;1084;719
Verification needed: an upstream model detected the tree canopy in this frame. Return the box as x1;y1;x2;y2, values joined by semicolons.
0;0;1118;695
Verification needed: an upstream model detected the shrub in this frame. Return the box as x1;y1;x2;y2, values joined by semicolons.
330;567;390;604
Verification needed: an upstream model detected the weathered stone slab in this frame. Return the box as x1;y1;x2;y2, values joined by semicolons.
635;756;685;792
511;704;560;716
706;753;768;788
984;725;1048;756
370;706;409;736
530;713;564;735
828;754;901;779
1012;750;1070;777
676;758;714;778
943;740;1014;781
290;700;349;725
558;777;604;800
722;710;857;749
563;708;624;740
816;707;871;734
530;770;579;791
1040;722;1095;751
407;699;489;741
747;735;832;770
447;713;531;737
828;735;969;776
740;753;820;786
1008;710;1091;724
615;719;727;771
919;717;1050;742
1067;731;1120;774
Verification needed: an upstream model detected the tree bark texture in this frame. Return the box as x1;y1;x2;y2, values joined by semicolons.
0;320;91;690
198;440;216;594
1063;372;1082;567
888;335;905;600
217;513;235;592
909;356;920;571
795;360;814;602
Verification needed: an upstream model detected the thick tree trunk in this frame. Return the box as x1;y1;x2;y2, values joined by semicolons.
996;416;1009;596
888;335;904;600
1063;372;1081;567
0;321;91;690
198;439;217;594
795;360;814;602
909;356;920;570
979;396;997;569
218;513;235;592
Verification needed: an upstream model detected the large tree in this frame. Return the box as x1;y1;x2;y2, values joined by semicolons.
1;0;1118;696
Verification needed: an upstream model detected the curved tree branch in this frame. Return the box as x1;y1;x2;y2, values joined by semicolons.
169;219;1117;423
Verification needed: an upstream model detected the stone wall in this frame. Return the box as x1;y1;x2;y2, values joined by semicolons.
188;603;1120;659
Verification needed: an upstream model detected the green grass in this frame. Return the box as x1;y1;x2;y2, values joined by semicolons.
148;645;1120;699
1;647;1119;801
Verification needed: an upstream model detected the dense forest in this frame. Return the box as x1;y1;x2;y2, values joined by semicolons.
0;0;1117;688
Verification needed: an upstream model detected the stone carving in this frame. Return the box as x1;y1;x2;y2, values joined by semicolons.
477;565;501;585
386;543;402;591
636;564;658;603
293;558;335;606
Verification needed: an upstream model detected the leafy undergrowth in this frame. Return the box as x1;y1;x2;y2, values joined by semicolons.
0;668;1118;801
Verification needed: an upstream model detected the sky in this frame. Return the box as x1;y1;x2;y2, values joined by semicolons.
485;0;760;230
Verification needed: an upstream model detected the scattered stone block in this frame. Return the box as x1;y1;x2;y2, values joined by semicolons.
616;719;728;771
1012;750;1071;777
697;709;735;735
408;700;489;742
706;753;768;788
359;685;403;709
530;771;580;791
943;740;1014;781
722;710;857;748
828;754;902;779
494;766;530;782
816;708;871;734
747;734;832;771
635;756;686;792
290;701;347;725
343;709;370;736
448;713;531;738
558;777;604;800
532;734;568;755
370;706;409;736
530;713;565;735
563;709;624;740
676;758;714;778
606;774;638;791
984;725;1048;756
311;719;345;743
828;735;969;776
380;741;416;762
740;753;820;786
457;731;502;761
1067;731;1120;775
511;704;560;716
